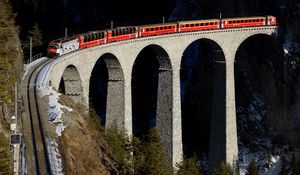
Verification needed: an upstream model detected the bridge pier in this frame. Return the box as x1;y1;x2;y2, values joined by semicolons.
208;53;238;172
224;58;238;170
172;61;183;168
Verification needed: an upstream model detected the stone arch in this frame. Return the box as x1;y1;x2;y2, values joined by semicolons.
132;44;173;163
89;53;124;130
180;38;226;167
58;65;84;104
234;34;284;162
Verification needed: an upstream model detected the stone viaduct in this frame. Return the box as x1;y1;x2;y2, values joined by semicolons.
40;26;278;169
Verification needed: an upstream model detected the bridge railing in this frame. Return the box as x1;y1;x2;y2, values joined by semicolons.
27;53;45;64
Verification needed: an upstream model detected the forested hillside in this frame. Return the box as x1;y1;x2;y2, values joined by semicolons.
0;0;22;174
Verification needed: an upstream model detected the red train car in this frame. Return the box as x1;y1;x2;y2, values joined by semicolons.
266;16;277;25
107;26;138;43
178;19;220;32
139;22;177;37
222;16;266;28
78;31;107;49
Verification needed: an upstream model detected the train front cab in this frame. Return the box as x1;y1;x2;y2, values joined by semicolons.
266;16;277;26
47;42;61;58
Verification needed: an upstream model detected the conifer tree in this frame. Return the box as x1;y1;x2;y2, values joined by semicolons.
0;0;20;104
279;154;288;175
133;129;172;175
290;152;300;175
105;121;131;174
213;162;234;175
176;155;203;175
246;160;259;175
28;23;43;47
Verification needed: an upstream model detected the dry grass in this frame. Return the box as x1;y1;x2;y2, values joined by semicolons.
58;95;118;175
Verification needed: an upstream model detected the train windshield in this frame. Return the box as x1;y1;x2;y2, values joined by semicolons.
48;44;60;49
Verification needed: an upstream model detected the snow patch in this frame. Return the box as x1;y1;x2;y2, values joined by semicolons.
239;148;282;175
22;57;47;80
283;37;300;57
39;86;72;136
47;139;64;175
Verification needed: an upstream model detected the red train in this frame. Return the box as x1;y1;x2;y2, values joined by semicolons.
47;16;277;57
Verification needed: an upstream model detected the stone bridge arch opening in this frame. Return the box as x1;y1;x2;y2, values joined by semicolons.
132;44;173;162
180;39;226;164
234;34;284;158
89;53;124;129
58;65;84;104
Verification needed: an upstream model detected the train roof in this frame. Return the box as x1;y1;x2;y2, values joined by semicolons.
109;26;138;31
177;19;220;24
50;35;78;43
222;16;267;21
139;22;178;28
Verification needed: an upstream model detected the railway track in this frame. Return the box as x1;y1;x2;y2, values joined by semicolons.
26;59;52;175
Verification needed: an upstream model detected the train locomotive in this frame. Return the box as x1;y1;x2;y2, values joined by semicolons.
47;16;277;57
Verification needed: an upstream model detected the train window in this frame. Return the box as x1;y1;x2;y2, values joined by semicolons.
168;26;172;29
151;28;154;31
229;21;232;24
164;26;167;29
190;24;194;27
233;21;236;24
200;23;203;26
84;36;87;42
195;23;199;26
260;19;263;22
210;22;214;25
146;28;149;32
185;24;189;27
205;23;209;26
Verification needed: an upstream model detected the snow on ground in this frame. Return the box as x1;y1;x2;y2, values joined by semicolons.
47;138;64;175
39;85;72;136
22;57;47;80
283;36;300;56
35;60;72;174
239;147;282;175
